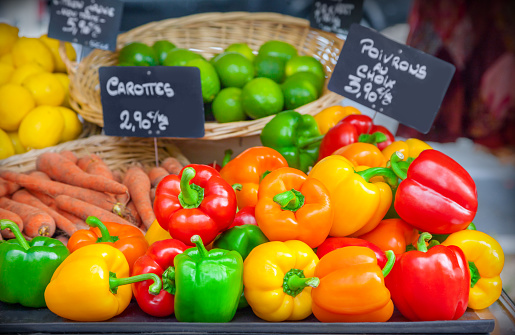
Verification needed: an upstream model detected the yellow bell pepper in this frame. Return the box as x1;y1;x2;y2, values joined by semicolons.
382;138;432;162
243;240;319;321
442;230;505;310
145;219;172;246
44;244;161;321
314;105;361;135
309;156;396;237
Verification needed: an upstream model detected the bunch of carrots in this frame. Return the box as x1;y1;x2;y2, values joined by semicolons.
0;150;183;244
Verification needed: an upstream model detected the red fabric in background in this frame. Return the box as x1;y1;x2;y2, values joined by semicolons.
397;0;515;150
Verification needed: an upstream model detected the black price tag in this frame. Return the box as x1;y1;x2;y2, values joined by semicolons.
309;0;363;35
99;66;205;138
328;24;456;134
48;0;123;51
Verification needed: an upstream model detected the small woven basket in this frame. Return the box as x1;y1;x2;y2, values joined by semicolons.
0;135;190;173
62;12;344;140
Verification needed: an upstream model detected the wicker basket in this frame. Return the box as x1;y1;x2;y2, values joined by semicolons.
62;12;344;140
0;135;190;173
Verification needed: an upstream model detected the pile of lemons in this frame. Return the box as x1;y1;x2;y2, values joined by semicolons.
0;23;82;160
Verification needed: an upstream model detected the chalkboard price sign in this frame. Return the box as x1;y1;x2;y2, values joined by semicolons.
328;24;456;134
99;66;205;138
48;0;123;51
310;0;363;35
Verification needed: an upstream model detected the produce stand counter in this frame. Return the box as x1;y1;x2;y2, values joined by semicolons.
1;291;513;334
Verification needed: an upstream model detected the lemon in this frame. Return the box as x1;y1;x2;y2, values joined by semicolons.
0;83;36;131
23;72;65;106
18;105;65;150
225;43;255;62
0;53;14;66
258;40;297;62
212;52;254;88
0;23;19;56
54;73;71;108
57;106;82;142
10;63;46;85
185;58;221;103
12;37;54;72
39;34;76;73
241;77;284;119
0;63;14;85
0;128;15;159
6;131;26;154
285;55;325;80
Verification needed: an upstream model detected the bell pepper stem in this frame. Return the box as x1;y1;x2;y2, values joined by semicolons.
109;271;162;295
356;167;399;189
162;266;176;295
260;170;271;181
390;151;408;180
178;167;204;209
232;183;242;192
85;216;119;243
222;149;233;167
273;189;305;212
0;219;30;250
191;235;208;259
283;268;319;297
467;222;476;230
469;261;481;288
358;132;388;145
382;250;396;277
417;232;433;253
297;135;324;148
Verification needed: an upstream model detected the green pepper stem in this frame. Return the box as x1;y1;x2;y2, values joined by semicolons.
178;167;204;209
0;219;29;250
469;261;481;288
273;189;305;212
232;183;242;192
191;235;209;259
85;216;119;243
382;250;396;277
467;223;476;231
162;266;176;295
390;151;408;180
222;149;233;167
297;135;324;148
288;275;320;290
109;271;162;295
358;132;388;145
417;232;432;253
260;170;271;182
356;167;399;189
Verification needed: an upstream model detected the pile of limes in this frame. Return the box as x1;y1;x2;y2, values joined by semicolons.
0;23;83;160
117;39;325;123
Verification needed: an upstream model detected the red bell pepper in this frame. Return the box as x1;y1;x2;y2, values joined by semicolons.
316;237;387;268
318;114;394;160
385;233;470;321
390;150;478;234
229;206;257;228
153;164;237;246
132;239;188;317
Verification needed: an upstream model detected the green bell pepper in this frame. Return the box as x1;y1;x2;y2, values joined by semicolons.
0;219;69;308
260;110;323;173
174;235;243;322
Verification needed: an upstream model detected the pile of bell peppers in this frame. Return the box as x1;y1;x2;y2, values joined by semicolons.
0;106;507;324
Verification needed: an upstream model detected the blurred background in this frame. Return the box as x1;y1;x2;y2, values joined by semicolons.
1;0;514;299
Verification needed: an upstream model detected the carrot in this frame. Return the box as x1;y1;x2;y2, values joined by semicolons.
0;170;119;213
125;200;142;226
77;154;114;180
161;157;183;175
123;166;155;229
57;209;89;230
12;189;80;236
148;166;169;187
55;195;136;228
28;170;51;180
0;177;20;197
0;207;23;239
36;152;128;195
0;197;55;237
60;150;78;164
55;234;69;246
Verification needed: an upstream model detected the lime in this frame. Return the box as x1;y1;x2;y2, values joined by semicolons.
258;40;297;62
118;42;157;66
281;75;319;110
185;58;220;103
152;40;177;65
285;55;325;80
212;52;254;88
212;87;246;123
286;71;324;96
225;43;255;62
241;77;284;119
254;55;286;83
163;48;203;67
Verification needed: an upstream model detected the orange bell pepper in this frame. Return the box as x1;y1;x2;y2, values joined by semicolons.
357;218;419;255
332;142;387;168
382;138;432;162
314;105;361;135
312;246;395;322
220;146;288;209
67;216;148;272
255;167;332;248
